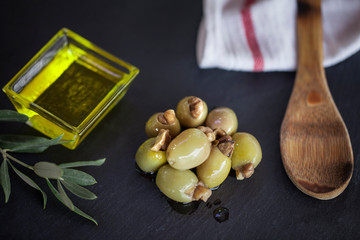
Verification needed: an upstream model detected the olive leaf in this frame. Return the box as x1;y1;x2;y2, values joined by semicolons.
0;117;103;225
0;110;28;122
59;158;106;168
0;135;52;153
8;162;47;208
0;159;11;203
34;162;63;179
6;134;70;153
61;179;97;200
62;169;97;186
72;206;98;226
46;179;98;225
57;180;74;210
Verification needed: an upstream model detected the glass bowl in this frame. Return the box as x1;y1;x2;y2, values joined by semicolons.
3;28;139;149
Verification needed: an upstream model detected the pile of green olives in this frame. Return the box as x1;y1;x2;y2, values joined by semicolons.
135;96;262;206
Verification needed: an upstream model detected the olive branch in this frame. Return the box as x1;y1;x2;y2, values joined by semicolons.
0;110;105;225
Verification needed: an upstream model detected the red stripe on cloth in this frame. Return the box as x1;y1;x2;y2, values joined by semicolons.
241;0;264;71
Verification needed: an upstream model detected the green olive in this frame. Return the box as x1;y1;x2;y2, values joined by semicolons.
166;128;211;170
231;132;262;180
156;164;198;202
156;164;212;203
206;107;238;135
145;109;181;138
196;147;231;189
135;138;167;173
176;96;208;128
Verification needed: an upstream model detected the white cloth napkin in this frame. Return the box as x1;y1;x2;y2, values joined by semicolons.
197;0;360;72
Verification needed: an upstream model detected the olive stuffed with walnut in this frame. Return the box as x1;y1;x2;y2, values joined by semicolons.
136;96;262;207
231;132;262;180
156;164;212;203
206;107;238;135
176;96;208;128
196;144;232;189
135;129;171;173
145;109;181;138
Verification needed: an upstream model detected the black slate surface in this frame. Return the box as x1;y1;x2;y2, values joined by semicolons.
0;0;359;239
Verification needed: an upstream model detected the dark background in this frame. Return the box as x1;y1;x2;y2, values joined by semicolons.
0;0;359;239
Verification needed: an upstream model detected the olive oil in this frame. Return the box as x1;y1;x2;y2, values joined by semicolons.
167;199;200;215
3;28;139;149
213;207;229;223
34;61;115;127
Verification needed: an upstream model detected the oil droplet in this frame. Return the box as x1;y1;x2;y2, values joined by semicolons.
167;199;200;215
213;207;229;223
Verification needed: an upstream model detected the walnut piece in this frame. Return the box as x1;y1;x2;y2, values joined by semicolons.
151;129;171;152
197;126;216;142
218;135;232;143
235;163;254;180
213;128;227;139
188;97;204;118
157;109;176;125
192;181;212;202
218;140;235;158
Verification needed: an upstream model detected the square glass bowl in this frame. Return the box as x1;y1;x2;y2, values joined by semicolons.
3;28;139;149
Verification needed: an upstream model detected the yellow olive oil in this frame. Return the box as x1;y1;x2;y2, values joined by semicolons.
3;28;139;149
34;61;115;127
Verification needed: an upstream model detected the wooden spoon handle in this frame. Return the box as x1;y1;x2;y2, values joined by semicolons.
297;0;323;72
294;0;331;105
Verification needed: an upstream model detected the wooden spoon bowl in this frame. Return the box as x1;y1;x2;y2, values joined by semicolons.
280;0;353;200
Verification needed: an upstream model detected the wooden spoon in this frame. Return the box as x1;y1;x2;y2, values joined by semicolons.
280;0;353;200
